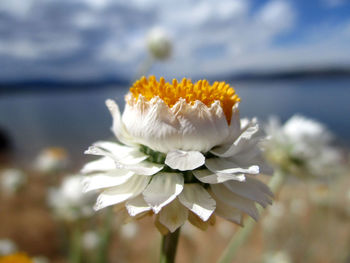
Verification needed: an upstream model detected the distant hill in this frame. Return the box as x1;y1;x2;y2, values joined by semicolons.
1;67;349;94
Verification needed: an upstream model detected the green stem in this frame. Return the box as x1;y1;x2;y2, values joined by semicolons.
217;171;287;263
69;223;82;263
97;207;113;263
160;228;181;263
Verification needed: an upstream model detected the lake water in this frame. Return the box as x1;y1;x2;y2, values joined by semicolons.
1;77;349;165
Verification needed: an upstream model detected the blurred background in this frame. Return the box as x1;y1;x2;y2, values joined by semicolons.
0;0;350;262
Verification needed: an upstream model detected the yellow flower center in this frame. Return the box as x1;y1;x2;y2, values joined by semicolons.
0;253;33;263
129;76;240;124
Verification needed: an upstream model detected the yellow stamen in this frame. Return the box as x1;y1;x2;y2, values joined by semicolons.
129;76;240;124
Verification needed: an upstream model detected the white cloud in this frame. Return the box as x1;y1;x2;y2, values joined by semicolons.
0;0;348;81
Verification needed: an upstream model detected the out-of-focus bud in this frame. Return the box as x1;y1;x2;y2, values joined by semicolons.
146;27;172;60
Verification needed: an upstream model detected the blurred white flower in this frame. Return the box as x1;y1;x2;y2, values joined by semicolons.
120;222;139;240
0;239;17;256
35;147;68;173
33;256;50;263
82;231;100;251
264;115;342;179
146;27;172;60
48;175;95;222
82;76;273;233
0;168;27;195
263;250;292;263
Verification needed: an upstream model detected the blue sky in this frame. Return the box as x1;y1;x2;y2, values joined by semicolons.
0;0;349;81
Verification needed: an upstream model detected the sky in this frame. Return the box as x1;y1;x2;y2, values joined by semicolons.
0;0;350;81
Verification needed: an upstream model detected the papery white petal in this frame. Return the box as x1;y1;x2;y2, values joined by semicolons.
165;150;205;171
143;172;184;213
211;119;261;157
193;169;246;184
122;96;230;153
221;104;241;145
126;195;151;216
82;169;134;192
81;157;116;174
223;178;273;207
205;158;259;175
85;145;163;176
211;184;259;220
94;175;150;210
125;161;164;176
178;184;215;221
159;199;188;232
105;99;137;146
92;141;148;164
212;192;243;225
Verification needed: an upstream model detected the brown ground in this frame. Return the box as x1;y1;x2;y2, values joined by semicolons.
1;167;350;263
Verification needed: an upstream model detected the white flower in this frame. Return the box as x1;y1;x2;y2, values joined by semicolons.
264;115;342;178
82;231;100;251
0;168;27;195
0;239;17;256
146;27;172;60
35;147;68;173
82;76;273;233
120;222;139;240
48;175;95;221
263;251;292;263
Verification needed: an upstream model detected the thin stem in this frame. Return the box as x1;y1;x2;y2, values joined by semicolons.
97;207;113;263
69;223;82;263
160;228;181;263
217;171;287;263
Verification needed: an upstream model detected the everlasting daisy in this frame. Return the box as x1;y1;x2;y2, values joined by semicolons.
82;76;273;233
48;175;95;222
264;115;342;179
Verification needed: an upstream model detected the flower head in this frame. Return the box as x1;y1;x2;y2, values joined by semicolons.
264;115;342;179
0;253;33;263
82;76;273;233
48;175;95;222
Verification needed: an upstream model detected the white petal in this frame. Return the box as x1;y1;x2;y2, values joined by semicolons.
178;184;215;221
92;141;147;164
211;119;262;158
122;95;230;153
223;177;273;207
81;157;116;174
212;192;243;225
126;161;164;176
159;199;188;233
94;175;150;210
143;172;184;213
211;184;259;220
85;145;163;176
82;169;134;192
105;99;136;146
193;169;246;184
126;195;151;216
165;150;205;171
205;158;259;175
